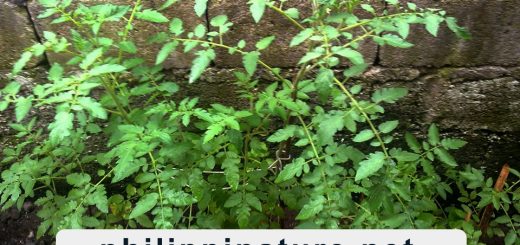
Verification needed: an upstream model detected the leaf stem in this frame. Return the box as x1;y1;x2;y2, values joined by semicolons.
332;77;389;157
148;152;166;225
172;38;291;87
118;0;143;62
268;5;305;30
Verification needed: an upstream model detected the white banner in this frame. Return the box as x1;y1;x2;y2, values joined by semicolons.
57;229;466;245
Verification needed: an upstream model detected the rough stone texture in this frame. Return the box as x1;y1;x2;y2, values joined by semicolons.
507;67;520;80
26;0;200;68
380;0;520;67
421;77;520;132
0;1;41;71
360;67;421;82
437;66;511;82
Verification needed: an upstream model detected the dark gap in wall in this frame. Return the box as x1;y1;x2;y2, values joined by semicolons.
23;1;49;67
373;0;388;66
205;0;216;67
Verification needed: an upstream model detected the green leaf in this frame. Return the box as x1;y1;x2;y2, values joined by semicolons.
284;8;299;19
405;132;421;153
344;63;368;77
371;87;408;103
90;186;108;213
390;149;420;162
66;173;91;187
256;36;275;50
169;18;184;35
296;196;325;220
203;122;224;143
382;214;408;228
210;15;228;27
48;111;74;142
112;145;143;183
267;125;297;143
355;152;386;181
353;129;375;143
385;0;399;5
156;41;178;65
159;0;178;10
119;41;137;54
299;49;323;64
245;193;262;211
290;28;313;47
193;24;206;38
317;113;343;145
78;97;107;119
222;153;240;191
424;14;443;37
129;193;159;219
333;47;364;65
428;124;440;145
189;49;215;83
3;82;21;95
224;193;242;208
136;9;169;23
9;123;26;132
0;101;8;112
80;48;103;70
48;63;63;82
249;0;266;23
361;4;375;14
396;21;410;39
15;97;32;122
12;51;32;76
504;230;517;245
446;17;471;40
433;148;457;167
378;120;399;134
275;158;306;183
243;51;260;76
441;138;467;150
89;64;126;76
158;82;179;93
374;34;414;48
194;0;208;17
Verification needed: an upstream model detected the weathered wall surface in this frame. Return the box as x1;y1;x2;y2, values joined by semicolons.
1;0;519;170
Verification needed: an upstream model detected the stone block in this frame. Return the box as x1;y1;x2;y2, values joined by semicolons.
0;1;41;71
420;76;520;132
380;0;520;67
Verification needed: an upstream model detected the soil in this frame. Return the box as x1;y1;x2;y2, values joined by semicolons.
0;202;52;245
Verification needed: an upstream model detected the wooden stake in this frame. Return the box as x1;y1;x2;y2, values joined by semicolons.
479;163;510;233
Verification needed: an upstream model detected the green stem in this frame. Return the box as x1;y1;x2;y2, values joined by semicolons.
340;12;417;32
118;0;143;62
500;203;517;233
268;5;305;30
148;152;166;225
75;168;115;212
332;77;389;157
172;38;291;87
394;193;415;228
297;115;332;208
100;77;131;123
